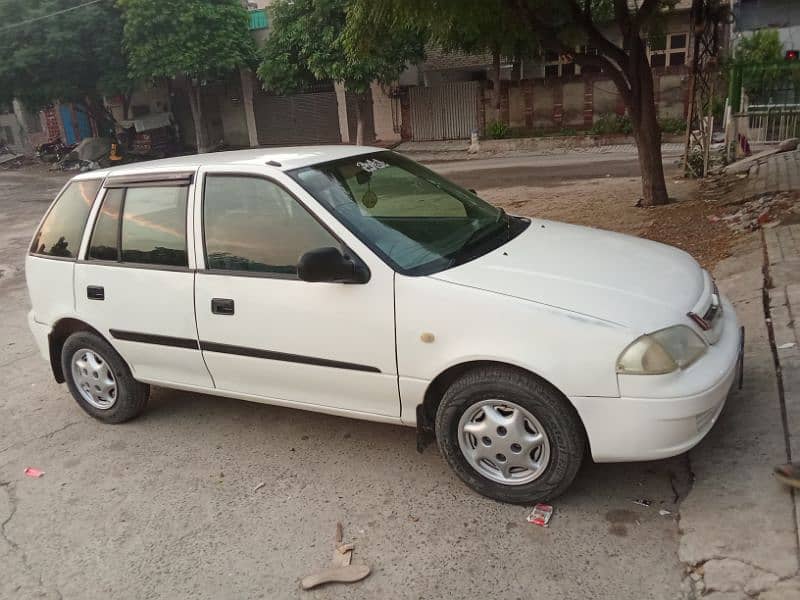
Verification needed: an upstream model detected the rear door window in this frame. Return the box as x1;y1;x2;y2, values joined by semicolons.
30;179;102;259
86;185;188;267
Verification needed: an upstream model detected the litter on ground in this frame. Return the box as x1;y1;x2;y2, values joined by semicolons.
24;467;44;478
526;503;554;527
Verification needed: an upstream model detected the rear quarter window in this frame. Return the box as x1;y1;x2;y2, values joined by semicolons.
30;179;102;259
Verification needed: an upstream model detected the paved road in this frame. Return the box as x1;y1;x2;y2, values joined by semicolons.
424;149;684;190
0;167;692;599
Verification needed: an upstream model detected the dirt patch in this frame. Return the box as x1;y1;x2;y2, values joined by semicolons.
479;171;735;270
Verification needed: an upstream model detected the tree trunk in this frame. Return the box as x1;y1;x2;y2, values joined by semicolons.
355;93;364;145
625;41;669;207
186;83;210;153
490;47;502;124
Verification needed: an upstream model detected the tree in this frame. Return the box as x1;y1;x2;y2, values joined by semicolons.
258;0;425;145
397;3;538;126
349;0;685;206
734;29;789;101
0;0;133;133
119;0;256;152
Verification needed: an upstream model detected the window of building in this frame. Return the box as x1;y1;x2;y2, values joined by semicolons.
649;32;688;68
203;175;340;275
121;187;188;267
30;179;102;259
543;52;580;79
248;8;268;30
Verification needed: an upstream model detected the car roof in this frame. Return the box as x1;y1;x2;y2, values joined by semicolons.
72;144;385;181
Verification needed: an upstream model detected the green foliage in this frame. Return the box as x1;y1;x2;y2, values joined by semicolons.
733;29;793;100
589;114;633;135
736;30;784;65
259;0;425;95
0;0;132;109
119;0;256;83
487;120;510;139
657;117;686;134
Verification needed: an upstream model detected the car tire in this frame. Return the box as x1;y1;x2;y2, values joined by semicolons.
61;331;149;424
435;366;585;504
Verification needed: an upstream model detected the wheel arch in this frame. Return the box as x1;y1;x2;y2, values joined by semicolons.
417;360;589;453
48;318;111;383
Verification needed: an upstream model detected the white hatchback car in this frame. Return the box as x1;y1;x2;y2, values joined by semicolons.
26;146;742;503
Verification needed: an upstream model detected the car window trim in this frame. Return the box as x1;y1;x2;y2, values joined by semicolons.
84;184;190;269
28;177;104;262
75;258;193;273
199;171;369;282
104;171;195;188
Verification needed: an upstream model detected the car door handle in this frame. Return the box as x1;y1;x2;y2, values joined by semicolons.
87;285;104;300
211;298;234;315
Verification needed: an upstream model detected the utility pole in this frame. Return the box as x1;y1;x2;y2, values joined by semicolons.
683;0;727;177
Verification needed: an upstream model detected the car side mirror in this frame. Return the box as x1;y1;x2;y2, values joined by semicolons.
297;247;370;284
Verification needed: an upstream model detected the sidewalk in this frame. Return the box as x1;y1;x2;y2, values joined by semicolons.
677;233;799;600
766;224;800;470
674;145;800;598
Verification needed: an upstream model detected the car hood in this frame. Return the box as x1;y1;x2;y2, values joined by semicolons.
431;219;705;332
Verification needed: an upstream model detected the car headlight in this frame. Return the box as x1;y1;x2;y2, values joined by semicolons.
616;325;708;375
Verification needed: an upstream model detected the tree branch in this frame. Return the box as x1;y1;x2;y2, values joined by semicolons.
571;52;633;106
507;0;632;105
635;0;662;27
614;0;631;32
566;0;629;71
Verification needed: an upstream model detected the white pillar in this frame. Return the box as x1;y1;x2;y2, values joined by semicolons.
334;81;350;143
370;82;401;144
239;68;260;148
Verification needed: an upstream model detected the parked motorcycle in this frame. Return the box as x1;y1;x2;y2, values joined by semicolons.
35;138;76;163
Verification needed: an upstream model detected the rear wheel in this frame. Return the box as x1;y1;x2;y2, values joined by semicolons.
435;366;585;504
61;331;149;423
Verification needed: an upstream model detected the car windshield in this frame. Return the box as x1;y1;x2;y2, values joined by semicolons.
290;151;527;275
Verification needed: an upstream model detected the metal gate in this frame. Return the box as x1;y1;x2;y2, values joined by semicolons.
408;81;480;141
254;90;341;146
730;105;800;144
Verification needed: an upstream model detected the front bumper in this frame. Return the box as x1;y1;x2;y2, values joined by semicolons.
571;295;741;462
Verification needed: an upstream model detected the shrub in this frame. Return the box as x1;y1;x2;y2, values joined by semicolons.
659;117;687;134
589;113;633;135
487;120;510;139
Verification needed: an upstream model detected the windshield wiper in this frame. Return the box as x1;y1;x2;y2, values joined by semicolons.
447;209;510;267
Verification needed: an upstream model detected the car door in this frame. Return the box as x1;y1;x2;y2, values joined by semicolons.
74;172;213;388
192;167;399;418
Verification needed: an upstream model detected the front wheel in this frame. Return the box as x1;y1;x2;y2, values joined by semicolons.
435;366;585;504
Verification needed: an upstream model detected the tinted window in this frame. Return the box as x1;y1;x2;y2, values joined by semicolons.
88;189;123;261
121;187;187;266
30;179;101;258
203;175;339;275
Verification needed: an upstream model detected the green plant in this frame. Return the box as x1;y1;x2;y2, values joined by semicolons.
658;117;686;134
558;127;578;136
589;114;633;135
487;120;510;139
263;0;425;144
